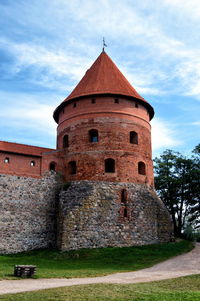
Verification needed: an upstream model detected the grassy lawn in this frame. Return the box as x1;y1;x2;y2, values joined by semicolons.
0;274;200;300
0;240;193;279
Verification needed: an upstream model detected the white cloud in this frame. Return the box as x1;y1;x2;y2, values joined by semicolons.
163;0;200;19
151;118;182;151
1;0;200;99
0;37;92;90
0;91;58;137
175;58;200;99
191;121;200;126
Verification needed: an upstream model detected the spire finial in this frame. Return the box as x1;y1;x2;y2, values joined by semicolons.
102;37;107;52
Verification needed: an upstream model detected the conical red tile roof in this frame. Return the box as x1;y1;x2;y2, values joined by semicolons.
54;51;154;122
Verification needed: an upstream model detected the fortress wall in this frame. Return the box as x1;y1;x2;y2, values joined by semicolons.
58;181;173;251
0;152;42;178
0;173;62;254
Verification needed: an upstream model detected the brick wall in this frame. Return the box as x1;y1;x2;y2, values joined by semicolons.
0;152;42;178
56;96;154;186
0;142;57;178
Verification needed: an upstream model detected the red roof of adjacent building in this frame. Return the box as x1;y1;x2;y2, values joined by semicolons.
53;51;154;122
0;141;55;157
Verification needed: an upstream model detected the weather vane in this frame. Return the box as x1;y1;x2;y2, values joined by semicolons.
102;37;107;52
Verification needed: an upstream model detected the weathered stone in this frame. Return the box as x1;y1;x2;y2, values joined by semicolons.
57;181;173;251
0;173;62;254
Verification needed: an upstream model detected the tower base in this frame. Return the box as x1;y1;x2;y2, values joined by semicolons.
57;181;173;251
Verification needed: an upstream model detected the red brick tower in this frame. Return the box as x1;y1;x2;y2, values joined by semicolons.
54;51;172;251
0;51;172;254
54;51;155;187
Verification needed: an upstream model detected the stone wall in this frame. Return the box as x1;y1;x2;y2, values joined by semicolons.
57;181;173;251
0;173;62;254
0;175;173;254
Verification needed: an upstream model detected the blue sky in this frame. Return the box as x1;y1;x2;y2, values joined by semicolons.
0;0;200;157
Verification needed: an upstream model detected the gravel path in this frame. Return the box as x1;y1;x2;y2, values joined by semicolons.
0;243;200;295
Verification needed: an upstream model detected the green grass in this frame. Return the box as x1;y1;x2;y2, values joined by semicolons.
0;275;200;300
0;240;193;279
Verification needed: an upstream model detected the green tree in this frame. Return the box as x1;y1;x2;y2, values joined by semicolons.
189;144;200;229
154;148;200;237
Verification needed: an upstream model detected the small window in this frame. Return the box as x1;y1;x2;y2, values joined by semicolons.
114;99;119;104
121;189;127;203
30;161;35;167
123;208;128;218
105;158;115;173
91;99;96;104
62;108;65;114
130;131;138;144
89;129;98;142
4;157;9;164
49;162;56;171
68;161;76;175
138;161;146;175
73;103;77;108
135;103;139;108
63;135;69;148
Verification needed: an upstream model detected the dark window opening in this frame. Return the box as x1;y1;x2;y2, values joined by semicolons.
89;129;98;142
123;208;128;218
4;157;9;164
68;161;76;175
138;161;146;175
121;189;127;203
62;108;65;114
63;135;69;148
130;131;138;144
91;98;96;104
105;158;115;173
30;161;35;167
49;162;56;171
114;98;119;104
135;103;139;108
73;103;77;108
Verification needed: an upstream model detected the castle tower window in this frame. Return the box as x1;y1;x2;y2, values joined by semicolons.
138;161;146;175
4;157;9;163
73;103;77;108
130;131;138;144
68;161;76;175
49;162;56;171
105;158;115;173
114;98;119;104
123;207;128;218
135;103;139;108
30;161;35;167
63;135;69;148
121;189;127;203
89;129;98;142
91;98;96;104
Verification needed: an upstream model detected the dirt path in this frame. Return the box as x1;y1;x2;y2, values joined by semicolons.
0;243;200;295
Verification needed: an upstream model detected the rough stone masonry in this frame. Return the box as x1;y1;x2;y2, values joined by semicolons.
57;181;172;251
0;173;61;254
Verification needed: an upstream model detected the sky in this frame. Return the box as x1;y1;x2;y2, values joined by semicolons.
0;0;200;158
